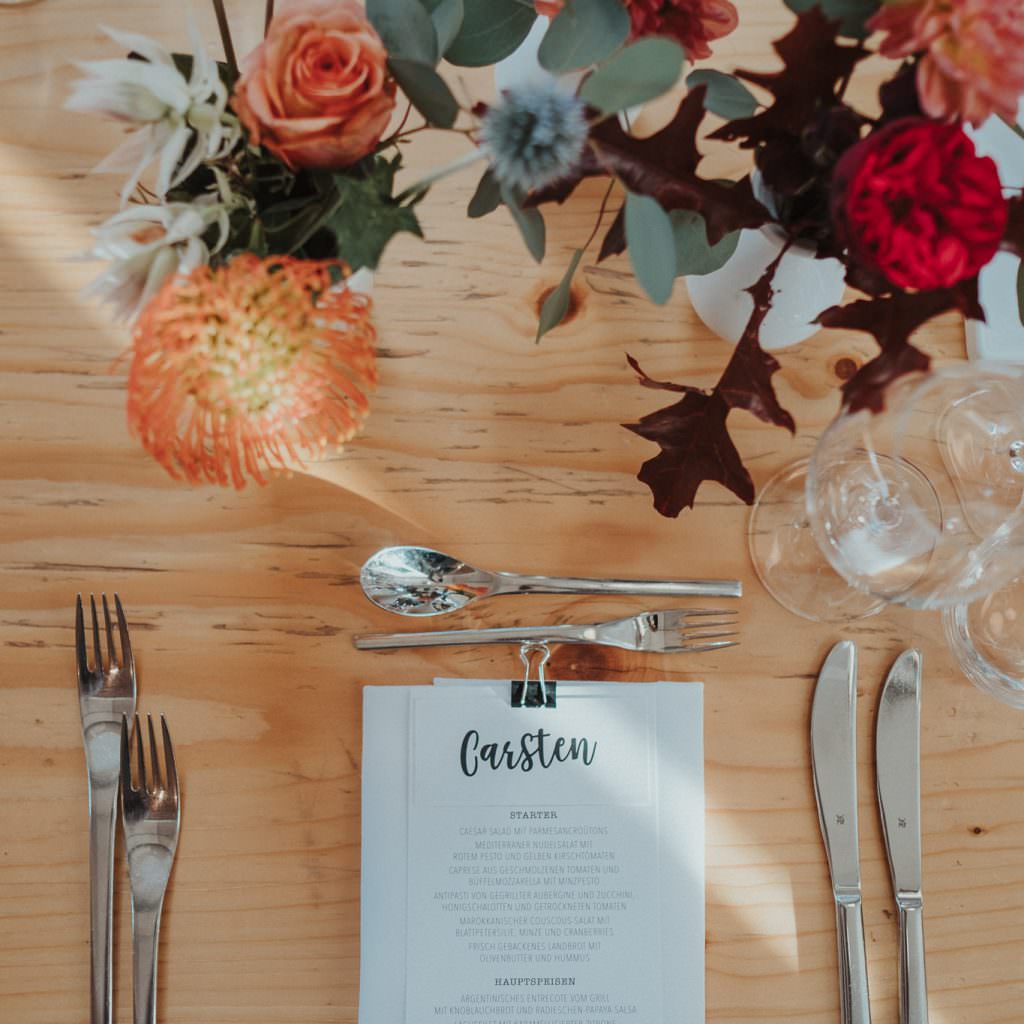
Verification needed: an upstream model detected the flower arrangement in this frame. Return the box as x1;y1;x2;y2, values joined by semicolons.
70;0;1024;517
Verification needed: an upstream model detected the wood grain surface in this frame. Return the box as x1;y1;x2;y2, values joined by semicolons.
1;2;1022;1022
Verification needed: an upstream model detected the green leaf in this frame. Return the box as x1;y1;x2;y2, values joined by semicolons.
467;168;502;218
323;156;424;271
1017;258;1024;330
670;209;740;276
537;248;584;342
579;38;685;115
500;185;546;262
366;0;438;64
426;0;464;55
625;192;675;304
445;0;537;67
686;69;757;120
388;58;459;127
538;0;630;73
782;0;880;39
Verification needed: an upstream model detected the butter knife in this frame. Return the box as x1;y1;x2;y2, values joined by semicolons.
876;649;928;1024
811;640;871;1024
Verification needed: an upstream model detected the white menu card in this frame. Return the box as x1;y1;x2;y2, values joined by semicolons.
360;680;704;1024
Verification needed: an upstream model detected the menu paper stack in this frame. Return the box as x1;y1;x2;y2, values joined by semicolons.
360;680;705;1024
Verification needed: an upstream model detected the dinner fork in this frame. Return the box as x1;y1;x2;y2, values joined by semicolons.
76;594;137;1024
353;608;739;653
121;714;181;1024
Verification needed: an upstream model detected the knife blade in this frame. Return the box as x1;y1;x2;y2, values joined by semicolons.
876;649;928;1024
811;640;871;1024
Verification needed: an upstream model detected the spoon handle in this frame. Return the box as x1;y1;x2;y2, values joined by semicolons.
492;574;742;599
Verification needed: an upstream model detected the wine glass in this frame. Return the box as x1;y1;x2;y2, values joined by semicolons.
749;362;1024;622
944;574;1024;707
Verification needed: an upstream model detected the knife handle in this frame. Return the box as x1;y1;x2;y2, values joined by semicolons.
836;898;872;1024
898;902;928;1024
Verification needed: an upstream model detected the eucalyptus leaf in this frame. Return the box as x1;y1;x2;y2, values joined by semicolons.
388;58;459;127
686;69;757;120
537;249;584;342
670;210;740;276
625;192;675;304
366;0;438;64
500;185;546;262
579;38;685;115
468;169;502;218
538;0;630;73
782;0;880;39
445;0;537;67
427;0;464;55
1017;259;1024;329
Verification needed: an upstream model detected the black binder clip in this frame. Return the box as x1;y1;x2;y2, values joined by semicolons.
511;641;556;709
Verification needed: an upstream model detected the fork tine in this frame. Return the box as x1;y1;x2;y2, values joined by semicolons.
120;714;133;793
134;713;147;794
147;715;162;791
75;594;89;689
114;594;134;676
676;608;737;618
682;629;740;642
685;639;739;653
89;594;103;674
102;594;118;669
161;716;178;800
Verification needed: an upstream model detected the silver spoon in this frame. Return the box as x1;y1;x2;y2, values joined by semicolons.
360;545;742;616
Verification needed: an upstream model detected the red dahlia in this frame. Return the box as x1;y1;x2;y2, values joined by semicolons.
832;118;1008;291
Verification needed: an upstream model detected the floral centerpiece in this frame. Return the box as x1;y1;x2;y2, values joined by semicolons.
70;0;1024;516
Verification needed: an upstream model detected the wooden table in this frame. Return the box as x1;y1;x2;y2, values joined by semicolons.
1;2;1022;1022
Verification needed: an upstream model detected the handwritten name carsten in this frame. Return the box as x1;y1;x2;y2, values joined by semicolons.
459;728;597;777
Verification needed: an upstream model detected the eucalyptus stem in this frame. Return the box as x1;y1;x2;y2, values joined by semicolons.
211;0;238;75
396;147;486;203
264;0;275;35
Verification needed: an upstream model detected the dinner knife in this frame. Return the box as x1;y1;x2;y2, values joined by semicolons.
876;649;928;1024
811;640;871;1024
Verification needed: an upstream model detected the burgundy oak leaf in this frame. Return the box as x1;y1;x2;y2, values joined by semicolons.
625;391;754;515
528;88;769;245
709;8;869;151
624;255;795;516
817;281;984;413
626;353;703;394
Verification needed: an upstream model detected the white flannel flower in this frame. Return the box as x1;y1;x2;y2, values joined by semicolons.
82;199;229;322
66;24;239;205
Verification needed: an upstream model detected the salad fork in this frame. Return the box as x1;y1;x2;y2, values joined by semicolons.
354;608;739;653
121;714;181;1024
76;594;137;1024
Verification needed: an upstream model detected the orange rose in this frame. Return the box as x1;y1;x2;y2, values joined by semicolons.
232;0;396;170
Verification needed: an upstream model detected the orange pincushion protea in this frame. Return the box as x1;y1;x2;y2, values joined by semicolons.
127;253;377;488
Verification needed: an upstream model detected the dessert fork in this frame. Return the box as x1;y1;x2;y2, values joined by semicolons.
76;594;136;1024
354;608;739;653
121;714;181;1024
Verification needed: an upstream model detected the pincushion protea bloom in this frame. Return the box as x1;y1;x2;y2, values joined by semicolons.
127;254;377;488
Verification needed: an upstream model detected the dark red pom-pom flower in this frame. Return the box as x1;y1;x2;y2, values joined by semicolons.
832;118;1008;291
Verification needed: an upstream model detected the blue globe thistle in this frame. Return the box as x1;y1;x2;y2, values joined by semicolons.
479;82;588;194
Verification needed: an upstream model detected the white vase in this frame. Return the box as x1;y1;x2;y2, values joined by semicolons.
684;224;846;351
